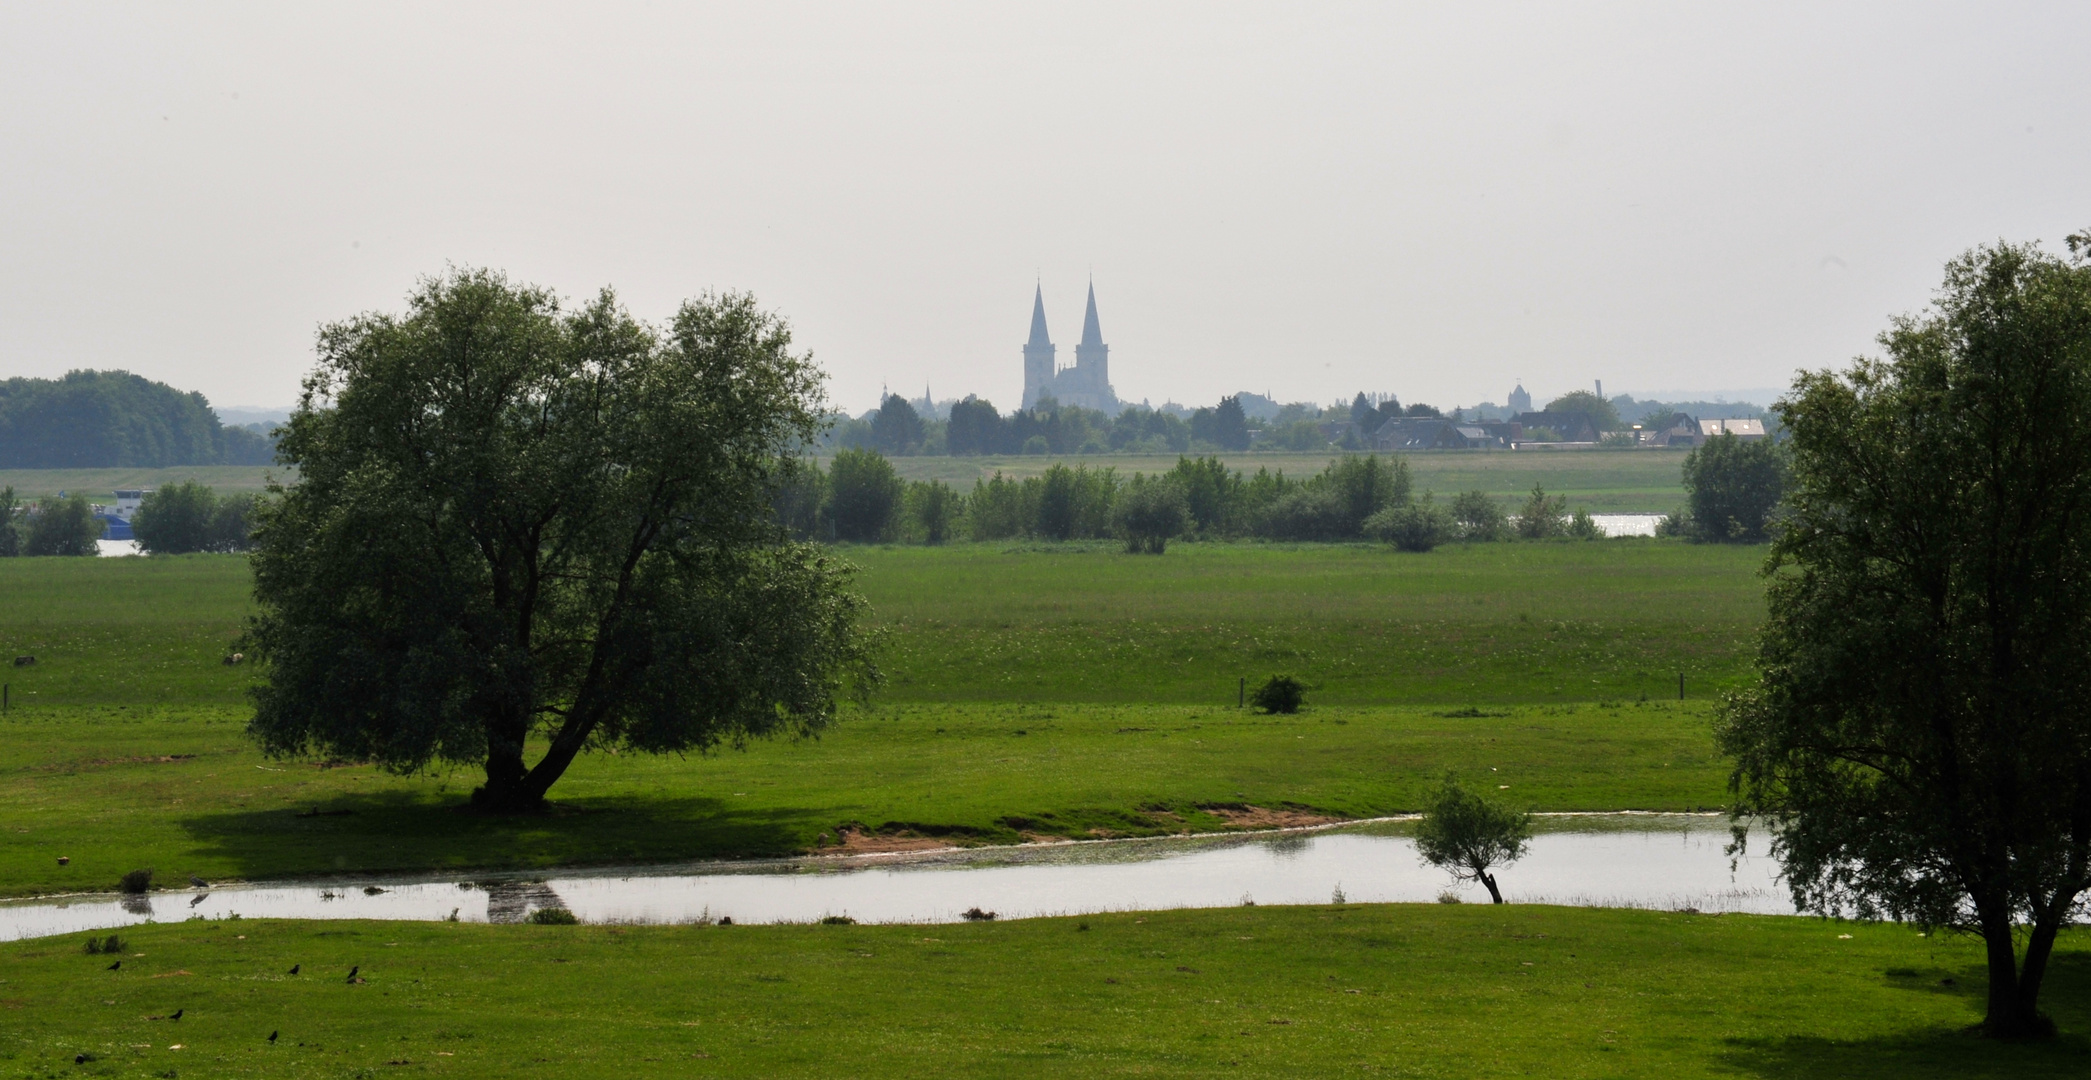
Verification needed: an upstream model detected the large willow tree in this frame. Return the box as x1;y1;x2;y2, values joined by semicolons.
1719;238;2091;1038
248;269;877;812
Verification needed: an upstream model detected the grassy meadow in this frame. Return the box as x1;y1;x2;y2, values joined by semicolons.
0;540;1762;894
4;908;2086;1079
0;466;287;502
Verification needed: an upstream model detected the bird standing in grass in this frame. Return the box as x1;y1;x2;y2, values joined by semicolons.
105;960;120;971
288;964;299;975
169;1009;183;1021
268;1031;278;1044
345;965;359;983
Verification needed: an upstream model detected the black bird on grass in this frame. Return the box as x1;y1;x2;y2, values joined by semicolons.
105;959;121;971
268;1030;278;1044
345;965;358;983
169;1009;183;1021
287;964;299;975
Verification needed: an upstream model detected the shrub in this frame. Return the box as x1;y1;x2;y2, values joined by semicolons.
1257;488;1350;541
820;914;856;925
119;868;154;894
1249;674;1306;714
1365;497;1454;552
0;486;18;557
906;479;961;544
132;482;217;554
1111;475;1189;554
960;907;997;921
1449;490;1508;541
83;934;125;955
1568;508;1602;540
527;907;579;925
1309;454;1410;536
1514;485;1567;539
25;493;102;556
1681;432;1784;541
825;448;903;541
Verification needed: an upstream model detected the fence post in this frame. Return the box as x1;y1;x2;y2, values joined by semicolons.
1678;672;1685;701
1238;677;1245;708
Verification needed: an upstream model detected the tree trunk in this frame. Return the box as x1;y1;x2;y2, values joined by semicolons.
1980;909;2056;1038
470;707;538;813
1480;870;1504;904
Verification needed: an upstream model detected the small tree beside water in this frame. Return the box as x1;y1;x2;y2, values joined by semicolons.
1415;775;1532;904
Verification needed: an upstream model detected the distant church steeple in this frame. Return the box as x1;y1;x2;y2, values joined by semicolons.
1019;278;1118;413
1074;280;1109;391
1021;284;1057;409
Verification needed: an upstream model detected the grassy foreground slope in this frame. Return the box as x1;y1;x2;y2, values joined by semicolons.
5;909;2086;1078
0;701;1723;898
0;542;1764;709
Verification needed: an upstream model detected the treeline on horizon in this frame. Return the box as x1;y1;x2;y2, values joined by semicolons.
0;370;276;468
777;449;1617;549
825;389;1764;457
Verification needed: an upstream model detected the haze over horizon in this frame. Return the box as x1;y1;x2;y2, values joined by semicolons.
2;3;2085;417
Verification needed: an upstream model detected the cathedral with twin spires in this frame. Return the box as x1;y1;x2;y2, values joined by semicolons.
1022;282;1119;412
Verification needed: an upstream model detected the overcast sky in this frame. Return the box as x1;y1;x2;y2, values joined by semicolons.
2;3;2085;416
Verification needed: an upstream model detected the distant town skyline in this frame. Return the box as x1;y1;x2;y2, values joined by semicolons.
3;5;2085;417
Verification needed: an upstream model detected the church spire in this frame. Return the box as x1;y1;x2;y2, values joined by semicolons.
1079;280;1103;347
1028;284;1052;347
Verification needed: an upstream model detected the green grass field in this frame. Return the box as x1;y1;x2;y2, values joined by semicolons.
0;542;1760;896
4;908;2084;1078
0;700;1725;898
0;466;288;502
0;541;1764;709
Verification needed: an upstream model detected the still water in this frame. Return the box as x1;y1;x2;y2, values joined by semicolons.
3;817;1786;941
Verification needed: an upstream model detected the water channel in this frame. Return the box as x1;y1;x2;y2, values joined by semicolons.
3;816;1787;941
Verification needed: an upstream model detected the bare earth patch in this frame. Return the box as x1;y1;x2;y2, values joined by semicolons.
1203;805;1347;829
818;828;960;857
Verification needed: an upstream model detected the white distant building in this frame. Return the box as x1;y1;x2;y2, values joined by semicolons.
1698;418;1767;440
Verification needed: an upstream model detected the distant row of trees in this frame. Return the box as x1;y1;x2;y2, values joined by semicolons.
0;482;261;557
830;387;1658;458
775;451;1615;552
0;488;105;557
0;370;275;468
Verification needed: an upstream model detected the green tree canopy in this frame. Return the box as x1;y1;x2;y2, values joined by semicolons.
825;448;903;542
0;370;273;468
1717;239;2091;1038
1415;775;1532;904
1111;474;1188;554
23;493;103;556
1542;390;1623;432
246;269;878;812
1680;433;1784;541
871;394;925;455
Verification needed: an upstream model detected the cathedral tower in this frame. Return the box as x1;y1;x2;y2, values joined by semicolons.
1022;285;1056;409
1074;281;1109;390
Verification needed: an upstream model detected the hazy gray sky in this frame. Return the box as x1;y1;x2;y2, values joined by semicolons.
2;3;2085;416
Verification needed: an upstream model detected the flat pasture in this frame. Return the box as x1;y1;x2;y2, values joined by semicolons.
0;466;285;501
854;540;1765;704
0;542;1764;710
4;909;2084;1078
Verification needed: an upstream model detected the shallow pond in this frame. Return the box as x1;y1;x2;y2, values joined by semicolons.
3;816;1787;940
